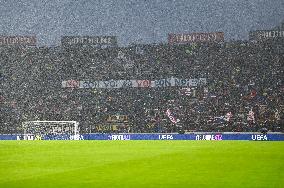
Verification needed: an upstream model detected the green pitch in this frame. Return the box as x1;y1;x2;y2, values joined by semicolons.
0;141;283;188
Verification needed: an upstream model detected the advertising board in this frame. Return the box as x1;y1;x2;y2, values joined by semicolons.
1;133;283;141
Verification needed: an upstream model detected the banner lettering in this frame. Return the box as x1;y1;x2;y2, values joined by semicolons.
62;77;207;89
61;36;117;47
0;36;37;46
249;30;284;41
168;32;224;44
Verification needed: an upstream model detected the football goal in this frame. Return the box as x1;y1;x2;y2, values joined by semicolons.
20;121;80;140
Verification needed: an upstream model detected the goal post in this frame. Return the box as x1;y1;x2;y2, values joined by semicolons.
20;121;81;140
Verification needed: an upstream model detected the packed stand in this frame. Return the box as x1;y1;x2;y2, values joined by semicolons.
0;38;283;134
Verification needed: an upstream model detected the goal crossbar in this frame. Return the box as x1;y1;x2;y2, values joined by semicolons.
22;121;78;124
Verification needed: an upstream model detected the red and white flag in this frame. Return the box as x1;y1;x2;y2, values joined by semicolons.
166;109;180;124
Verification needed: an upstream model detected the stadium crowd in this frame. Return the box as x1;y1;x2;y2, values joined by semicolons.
0;27;283;134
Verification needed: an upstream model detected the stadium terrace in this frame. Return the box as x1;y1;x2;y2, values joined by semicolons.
0;22;283;137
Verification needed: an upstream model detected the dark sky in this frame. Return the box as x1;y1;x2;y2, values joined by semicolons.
0;0;283;46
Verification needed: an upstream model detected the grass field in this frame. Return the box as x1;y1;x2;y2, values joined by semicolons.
0;141;283;188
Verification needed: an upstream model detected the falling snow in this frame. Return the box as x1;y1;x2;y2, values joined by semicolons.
0;0;283;134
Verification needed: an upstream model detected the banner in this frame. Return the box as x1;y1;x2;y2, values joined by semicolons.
62;77;207;89
168;32;224;44
249;30;284;41
0;36;36;46
61;36;117;47
107;115;128;122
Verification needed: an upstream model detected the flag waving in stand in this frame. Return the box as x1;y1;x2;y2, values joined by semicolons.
166;109;180;124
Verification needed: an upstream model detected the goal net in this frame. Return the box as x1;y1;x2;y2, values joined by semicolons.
20;121;81;140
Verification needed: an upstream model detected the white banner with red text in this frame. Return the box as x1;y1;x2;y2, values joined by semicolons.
62;77;207;89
